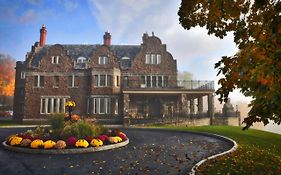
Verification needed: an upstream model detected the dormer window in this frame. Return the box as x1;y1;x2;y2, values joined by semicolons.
145;53;161;64
75;57;87;69
99;56;109;65
51;56;60;64
77;57;86;63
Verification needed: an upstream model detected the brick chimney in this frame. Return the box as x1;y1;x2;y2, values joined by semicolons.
39;24;47;47
103;32;111;46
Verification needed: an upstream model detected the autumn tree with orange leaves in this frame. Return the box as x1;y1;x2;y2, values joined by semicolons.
0;54;15;111
178;0;281;129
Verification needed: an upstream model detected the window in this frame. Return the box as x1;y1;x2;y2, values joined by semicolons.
164;76;168;87
157;54;161;64
53;76;59;88
40;97;68;114
98;56;109;65
75;57;87;69
94;75;112;87
115;99;119;114
145;54;150;64
123;76;129;87
158;76;163;87
100;75;106;86
34;75;44;88
115;76;120;87
145;53;161;64
68;75;77;88
21;72;26;79
141;75;167;88
140;76;146;87
51;56;60;64
151;54;156;64
93;98;111;114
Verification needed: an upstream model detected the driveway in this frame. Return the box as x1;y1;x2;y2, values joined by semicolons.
0;128;233;175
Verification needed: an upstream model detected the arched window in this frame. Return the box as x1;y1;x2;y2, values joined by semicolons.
75;57;87;69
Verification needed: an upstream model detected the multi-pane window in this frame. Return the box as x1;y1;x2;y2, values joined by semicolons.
94;75;112;87
93;98;111;114
34;75;44;88
51;56;60;64
98;56;109;65
140;75;168;88
53;76;59;88
145;54;161;64
40;97;68;114
68;74;77;87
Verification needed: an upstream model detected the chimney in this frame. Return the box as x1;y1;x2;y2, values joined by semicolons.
103;32;111;46
39;24;47;47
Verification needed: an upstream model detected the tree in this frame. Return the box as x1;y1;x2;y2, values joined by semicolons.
0;54;15;111
178;0;281;129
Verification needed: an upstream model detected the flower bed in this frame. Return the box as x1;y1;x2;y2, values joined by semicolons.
3;113;129;153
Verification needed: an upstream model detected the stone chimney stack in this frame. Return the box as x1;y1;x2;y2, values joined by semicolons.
39;24;47;47
103;32;111;46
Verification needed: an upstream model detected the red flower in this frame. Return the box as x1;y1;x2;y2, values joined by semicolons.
66;137;77;147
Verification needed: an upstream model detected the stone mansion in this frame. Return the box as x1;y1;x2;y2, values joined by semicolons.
13;25;216;124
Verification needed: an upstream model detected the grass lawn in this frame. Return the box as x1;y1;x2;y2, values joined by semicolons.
150;125;281;174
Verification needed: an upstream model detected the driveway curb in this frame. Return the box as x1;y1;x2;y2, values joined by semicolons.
189;133;238;175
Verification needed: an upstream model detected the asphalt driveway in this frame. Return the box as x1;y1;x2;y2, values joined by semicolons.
0;128;233;175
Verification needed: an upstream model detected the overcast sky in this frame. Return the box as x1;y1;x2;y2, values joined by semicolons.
0;0;250;102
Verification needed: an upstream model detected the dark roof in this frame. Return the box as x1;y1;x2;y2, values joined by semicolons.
110;45;140;59
30;44;141;68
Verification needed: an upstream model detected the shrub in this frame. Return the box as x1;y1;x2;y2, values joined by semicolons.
49;114;65;130
93;124;107;137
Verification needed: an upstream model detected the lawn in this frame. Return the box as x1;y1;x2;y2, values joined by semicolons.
150;125;281;174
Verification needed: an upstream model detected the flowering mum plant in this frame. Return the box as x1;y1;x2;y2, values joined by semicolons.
65;101;76;107
5;127;128;150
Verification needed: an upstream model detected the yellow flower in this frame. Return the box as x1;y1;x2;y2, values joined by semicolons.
9;136;23;146
43;140;56;149
75;139;89;148
108;136;122;144
65;101;76;107
30;139;44;149
90;138;103;147
114;136;122;142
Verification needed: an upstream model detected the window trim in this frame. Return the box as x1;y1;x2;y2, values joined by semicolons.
94;74;112;87
51;56;60;64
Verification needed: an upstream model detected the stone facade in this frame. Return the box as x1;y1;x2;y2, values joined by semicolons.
13;25;216;124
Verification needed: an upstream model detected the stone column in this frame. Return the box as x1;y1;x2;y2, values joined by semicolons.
190;99;195;114
181;94;188;115
63;98;66;113
208;93;215;125
198;96;203;113
56;98;60;113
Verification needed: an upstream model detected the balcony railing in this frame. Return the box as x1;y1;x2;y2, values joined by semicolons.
122;80;214;90
177;80;215;90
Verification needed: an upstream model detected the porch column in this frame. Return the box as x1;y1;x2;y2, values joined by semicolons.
208;93;215;125
198;96;203;113
56;98;60;113
181;94;188;115
123;93;130;115
190;99;195;114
